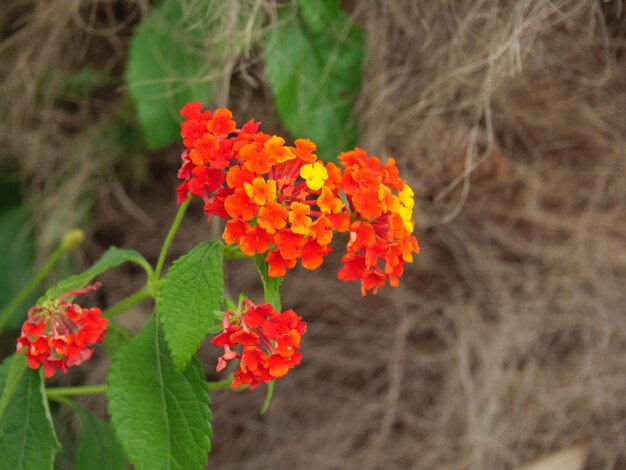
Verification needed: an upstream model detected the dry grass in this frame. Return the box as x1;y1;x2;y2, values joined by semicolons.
2;0;626;469
210;1;626;468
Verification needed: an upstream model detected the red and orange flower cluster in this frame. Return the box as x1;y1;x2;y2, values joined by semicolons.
337;149;420;295
16;283;107;378
211;300;306;389
177;103;419;295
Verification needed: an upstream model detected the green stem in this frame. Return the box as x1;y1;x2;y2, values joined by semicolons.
45;384;107;398
102;286;151;319
154;198;191;280
0;242;66;331
260;381;275;415
207;376;235;391
252;257;282;414
47;395;75;408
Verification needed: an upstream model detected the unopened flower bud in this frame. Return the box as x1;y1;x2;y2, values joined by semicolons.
61;229;85;251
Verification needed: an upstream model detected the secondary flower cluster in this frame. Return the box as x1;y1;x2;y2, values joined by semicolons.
211;300;306;389
177;103;419;294
337;149;420;295
16;283;107;378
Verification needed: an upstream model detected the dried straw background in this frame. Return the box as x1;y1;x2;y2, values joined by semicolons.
2;1;626;469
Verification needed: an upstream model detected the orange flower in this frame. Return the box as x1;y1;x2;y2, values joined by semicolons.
222;219;249;245
317;186;344;214
265;250;297;277
309;215;334;246
291;138;317;163
301;239;330;270
239;225;273;256
224;188;258;221
273;229;306;260
324;162;343;189
241;143;273;174
188;133;219;166
263;135;295;163
288;202;312;235
257;201;288;234
207;108;236;137
226;165;254;189
243;177;277;206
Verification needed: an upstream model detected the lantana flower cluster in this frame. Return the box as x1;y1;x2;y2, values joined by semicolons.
337;149;420;295
177;103;350;279
16;283;107;378
177;103;420;295
211;300;307;389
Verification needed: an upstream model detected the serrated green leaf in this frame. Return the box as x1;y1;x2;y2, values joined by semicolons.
264;0;365;161
41;247;152;302
127;0;212;149
0;354;61;470
253;254;282;310
75;405;127;470
107;316;212;470
102;322;134;358
159;241;224;370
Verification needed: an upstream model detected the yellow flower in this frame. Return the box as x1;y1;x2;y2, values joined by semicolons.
300;162;328;191
398;184;414;209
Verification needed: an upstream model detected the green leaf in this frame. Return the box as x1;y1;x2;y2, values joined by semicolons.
264;0;365;161
75;405;127;470
107;316;212;470
0;354;61;470
159;241;224;370
102;322;134;358
41;247;152;302
127;0;212;149
0;205;37;330
253;254;282;310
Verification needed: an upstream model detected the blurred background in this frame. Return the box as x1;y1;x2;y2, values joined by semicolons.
1;1;625;469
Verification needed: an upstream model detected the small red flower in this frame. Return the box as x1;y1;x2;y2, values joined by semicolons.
210;300;307;390
16;283;107;378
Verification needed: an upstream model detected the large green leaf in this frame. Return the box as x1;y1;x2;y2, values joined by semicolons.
41;247;152;301
254;254;282;310
159;241;224;370
107;316;212;470
127;0;212;149
75;405;127;470
0;354;61;470
264;0;365;161
102;322;134;358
